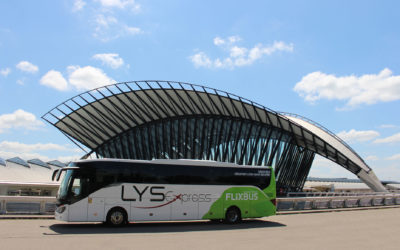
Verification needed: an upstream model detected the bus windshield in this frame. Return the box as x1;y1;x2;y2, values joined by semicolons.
58;169;84;203
58;169;73;200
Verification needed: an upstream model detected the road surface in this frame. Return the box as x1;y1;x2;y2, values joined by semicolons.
0;208;399;250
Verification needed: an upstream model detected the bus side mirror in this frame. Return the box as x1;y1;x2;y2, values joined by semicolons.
56;169;63;181
52;169;59;181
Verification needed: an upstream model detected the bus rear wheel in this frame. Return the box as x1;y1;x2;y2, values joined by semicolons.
224;207;241;224
106;207;127;226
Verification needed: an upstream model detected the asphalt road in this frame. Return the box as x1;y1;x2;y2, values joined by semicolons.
1;208;399;250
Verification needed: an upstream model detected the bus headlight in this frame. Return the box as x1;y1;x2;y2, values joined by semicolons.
56;205;66;214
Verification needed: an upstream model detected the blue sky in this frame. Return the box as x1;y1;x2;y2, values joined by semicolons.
1;0;400;180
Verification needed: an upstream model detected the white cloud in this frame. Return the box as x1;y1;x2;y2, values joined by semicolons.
366;155;379;161
16;79;25;85
190;36;293;69
302;155;400;180
0;150;51;162
96;0;141;12
230;46;247;58
387;154;400;161
93;14;142;42
16;61;39;73
379;124;398;129
0;67;11;76
68;65;116;90
213;36;241;47
309;155;355;178
40;70;69;91
373;164;400;181
190;52;213;68
310;153;400;181
213;37;225;46
123;25;141;35
56;155;82;162
0;150;82;163
72;0;86;12
95;14;118;29
294;68;400;108
227;36;241;44
0;141;82;163
336;129;380;143
374;132;400;144
71;0;142;41
40;65;115;91
0;110;44;133
0;141;80;153
92;53;124;69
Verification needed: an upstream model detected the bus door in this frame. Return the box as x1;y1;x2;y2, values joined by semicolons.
67;177;88;221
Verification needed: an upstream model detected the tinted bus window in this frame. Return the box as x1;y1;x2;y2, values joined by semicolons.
77;161;271;189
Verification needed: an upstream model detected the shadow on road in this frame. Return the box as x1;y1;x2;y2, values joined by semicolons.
47;219;286;235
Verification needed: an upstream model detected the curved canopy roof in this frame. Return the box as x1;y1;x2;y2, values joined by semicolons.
42;81;386;192
280;113;370;173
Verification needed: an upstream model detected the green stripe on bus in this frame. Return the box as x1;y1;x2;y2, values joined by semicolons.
202;187;276;219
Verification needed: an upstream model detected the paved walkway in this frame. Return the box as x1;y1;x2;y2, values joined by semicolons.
1;207;399;249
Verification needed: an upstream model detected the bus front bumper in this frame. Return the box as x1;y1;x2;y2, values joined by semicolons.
55;205;68;221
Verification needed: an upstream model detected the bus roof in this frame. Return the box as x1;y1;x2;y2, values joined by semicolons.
71;159;271;169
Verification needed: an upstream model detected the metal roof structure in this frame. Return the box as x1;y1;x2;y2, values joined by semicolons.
280;113;370;173
42;81;387;193
47;160;66;168
27;159;50;169
0;157;6;166
6;157;30;168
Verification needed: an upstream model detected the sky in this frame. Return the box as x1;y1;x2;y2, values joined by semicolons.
1;0;400;181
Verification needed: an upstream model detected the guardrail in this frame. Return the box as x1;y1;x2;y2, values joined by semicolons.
286;192;400;197
277;193;400;211
0;196;56;215
1;194;400;215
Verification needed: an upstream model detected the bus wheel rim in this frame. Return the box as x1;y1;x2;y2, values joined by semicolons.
111;211;124;224
228;210;238;222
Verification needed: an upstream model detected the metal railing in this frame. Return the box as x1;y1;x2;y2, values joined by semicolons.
286;192;400;197
277;193;400;211
0;196;56;215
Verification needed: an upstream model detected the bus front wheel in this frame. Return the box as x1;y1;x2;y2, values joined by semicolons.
106;207;127;226
224;207;241;224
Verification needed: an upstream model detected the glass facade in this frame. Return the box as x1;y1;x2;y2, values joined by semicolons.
96;116;315;193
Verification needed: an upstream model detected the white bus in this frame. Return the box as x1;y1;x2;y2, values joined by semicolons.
52;159;276;226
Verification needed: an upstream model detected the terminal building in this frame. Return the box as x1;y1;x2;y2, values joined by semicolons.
39;80;387;195
0;157;64;196
304;177;400;193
